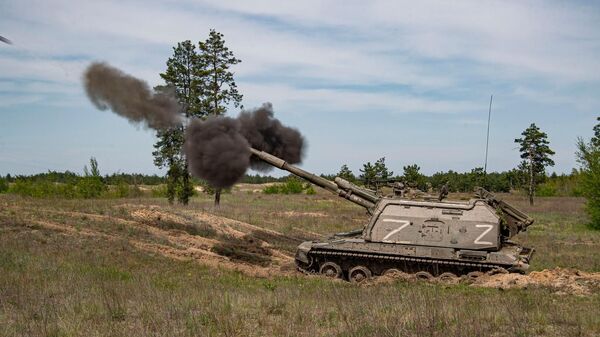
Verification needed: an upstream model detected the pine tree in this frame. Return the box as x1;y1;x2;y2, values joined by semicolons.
374;157;393;182
360;157;393;192
592;117;600;148
154;41;202;205
403;164;427;191
514;123;555;205
197;30;243;117
153;127;184;204
79;157;106;199
337;164;356;183
153;34;243;207
576;117;600;229
359;162;377;190
197;30;243;206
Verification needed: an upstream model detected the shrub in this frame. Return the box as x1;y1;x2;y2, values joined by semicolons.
0;178;8;193
305;185;316;195
536;182;557;197
262;184;281;194
281;177;304;194
151;184;169;198
115;181;130;198
77;176;106;199
262;178;306;194
8;179;78;198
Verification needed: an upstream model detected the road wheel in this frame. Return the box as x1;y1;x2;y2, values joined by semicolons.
348;266;372;283
415;271;434;281
438;272;459;283
319;262;342;279
383;268;402;276
487;267;509;275
467;271;484;280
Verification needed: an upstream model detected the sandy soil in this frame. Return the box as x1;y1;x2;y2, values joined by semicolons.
472;268;600;296
13;203;297;278
367;268;600;296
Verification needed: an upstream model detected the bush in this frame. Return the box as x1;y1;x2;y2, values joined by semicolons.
0;178;8;193
262;178;306;194
151;184;169;198
114;181;130;198
104;182;144;198
262;185;281;194
536;183;557;197
305;185;316;195
77;176;106;199
281;177;304;194
8;179;78;198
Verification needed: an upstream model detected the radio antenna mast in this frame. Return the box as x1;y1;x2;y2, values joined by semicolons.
484;94;493;174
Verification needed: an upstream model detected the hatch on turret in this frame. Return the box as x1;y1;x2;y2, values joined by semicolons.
364;199;501;251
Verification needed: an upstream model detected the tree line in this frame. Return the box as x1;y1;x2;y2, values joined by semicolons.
334;124;558;201
0;165;286;197
331;161;582;197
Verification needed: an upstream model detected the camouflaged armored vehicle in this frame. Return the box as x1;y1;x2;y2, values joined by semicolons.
250;148;535;282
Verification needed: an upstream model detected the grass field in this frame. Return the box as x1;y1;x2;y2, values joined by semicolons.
1;188;599;337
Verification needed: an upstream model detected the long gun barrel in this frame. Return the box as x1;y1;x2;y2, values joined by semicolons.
249;148;379;211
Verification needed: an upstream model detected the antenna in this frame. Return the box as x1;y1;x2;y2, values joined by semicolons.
484;94;493;174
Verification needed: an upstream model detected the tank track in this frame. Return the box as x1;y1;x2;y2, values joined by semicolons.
299;248;514;279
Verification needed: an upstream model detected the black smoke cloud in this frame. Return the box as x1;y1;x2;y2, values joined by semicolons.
184;117;251;189
83;62;304;189
238;103;304;171
84;62;182;129
184;105;304;188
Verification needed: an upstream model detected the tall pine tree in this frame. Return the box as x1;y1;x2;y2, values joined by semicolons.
196;30;243;206
514;123;555;205
154;33;243;206
337;164;356;183
153;41;200;205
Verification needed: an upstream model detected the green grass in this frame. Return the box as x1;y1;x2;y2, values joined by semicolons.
1;191;599;336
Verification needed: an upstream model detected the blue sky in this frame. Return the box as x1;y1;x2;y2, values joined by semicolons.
1;1;599;177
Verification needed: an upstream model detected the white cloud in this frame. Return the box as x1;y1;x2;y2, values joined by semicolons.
240;82;479;115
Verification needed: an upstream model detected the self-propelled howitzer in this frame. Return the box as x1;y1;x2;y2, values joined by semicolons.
250;148;535;282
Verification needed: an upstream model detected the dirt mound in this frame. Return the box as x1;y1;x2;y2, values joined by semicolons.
124;206;297;271
361;268;600;295
11;203;301;278
473;268;600;296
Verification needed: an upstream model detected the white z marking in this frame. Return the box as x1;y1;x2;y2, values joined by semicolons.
474;224;494;245
381;219;411;243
